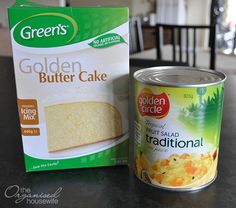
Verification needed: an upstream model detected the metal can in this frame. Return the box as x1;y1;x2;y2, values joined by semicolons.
133;66;226;191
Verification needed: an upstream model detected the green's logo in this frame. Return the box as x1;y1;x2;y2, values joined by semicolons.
13;13;78;48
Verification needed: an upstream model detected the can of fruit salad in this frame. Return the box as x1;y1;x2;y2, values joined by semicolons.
133;67;226;191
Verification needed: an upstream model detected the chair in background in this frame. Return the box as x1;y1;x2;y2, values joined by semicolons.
155;24;216;70
129;16;144;54
130;58;189;68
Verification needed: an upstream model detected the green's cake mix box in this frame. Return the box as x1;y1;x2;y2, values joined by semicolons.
8;0;129;172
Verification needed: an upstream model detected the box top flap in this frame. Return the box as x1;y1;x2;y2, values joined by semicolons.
10;0;49;8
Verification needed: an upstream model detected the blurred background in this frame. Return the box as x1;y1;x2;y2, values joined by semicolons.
1;0;236;73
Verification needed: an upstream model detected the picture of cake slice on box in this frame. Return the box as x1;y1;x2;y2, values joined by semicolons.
44;102;123;152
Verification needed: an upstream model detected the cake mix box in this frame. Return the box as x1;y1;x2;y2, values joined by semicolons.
8;0;129;172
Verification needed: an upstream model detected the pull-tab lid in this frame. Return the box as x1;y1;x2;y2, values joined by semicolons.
133;67;226;87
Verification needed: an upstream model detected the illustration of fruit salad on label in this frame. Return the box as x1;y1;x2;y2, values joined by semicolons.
134;83;224;189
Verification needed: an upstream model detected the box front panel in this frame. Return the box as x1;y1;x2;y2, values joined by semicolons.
8;6;129;171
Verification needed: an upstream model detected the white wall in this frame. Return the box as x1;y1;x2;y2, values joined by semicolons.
131;0;151;16
186;0;211;24
186;0;211;47
69;0;132;12
70;0;152;16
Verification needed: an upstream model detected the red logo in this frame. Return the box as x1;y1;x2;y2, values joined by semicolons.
137;88;170;119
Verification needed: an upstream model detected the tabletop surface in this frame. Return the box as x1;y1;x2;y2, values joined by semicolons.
0;56;236;208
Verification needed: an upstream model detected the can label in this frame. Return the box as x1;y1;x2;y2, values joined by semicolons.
134;81;224;189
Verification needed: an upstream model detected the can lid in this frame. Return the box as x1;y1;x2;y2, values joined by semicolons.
133;67;226;87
